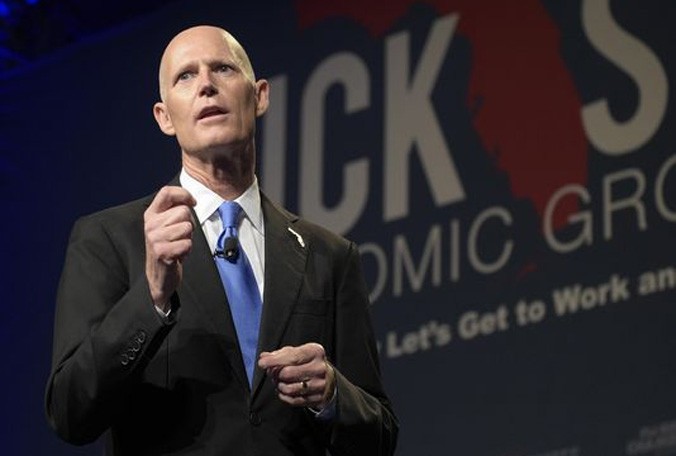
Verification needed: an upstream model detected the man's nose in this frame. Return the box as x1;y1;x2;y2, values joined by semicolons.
198;71;217;97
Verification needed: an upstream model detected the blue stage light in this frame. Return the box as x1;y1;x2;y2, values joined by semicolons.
0;2;10;18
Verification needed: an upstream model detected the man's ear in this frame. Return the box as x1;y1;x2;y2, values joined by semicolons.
153;102;176;136
254;79;270;117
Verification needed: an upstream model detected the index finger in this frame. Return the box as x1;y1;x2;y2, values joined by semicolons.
149;186;196;213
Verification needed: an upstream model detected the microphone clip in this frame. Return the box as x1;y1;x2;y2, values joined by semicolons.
214;236;239;263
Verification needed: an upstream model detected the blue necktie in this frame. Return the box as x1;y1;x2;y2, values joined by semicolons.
213;201;262;387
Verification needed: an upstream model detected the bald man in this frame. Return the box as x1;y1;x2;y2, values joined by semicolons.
45;25;398;456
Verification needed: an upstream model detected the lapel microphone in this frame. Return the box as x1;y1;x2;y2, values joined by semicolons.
214;236;239;262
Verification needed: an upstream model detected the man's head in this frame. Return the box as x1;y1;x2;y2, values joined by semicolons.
153;26;269;159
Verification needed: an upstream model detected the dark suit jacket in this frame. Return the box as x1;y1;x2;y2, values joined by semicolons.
45;186;398;456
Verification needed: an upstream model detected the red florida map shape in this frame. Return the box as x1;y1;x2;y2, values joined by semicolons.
295;0;588;230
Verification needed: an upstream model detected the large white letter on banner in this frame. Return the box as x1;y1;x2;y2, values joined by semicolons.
384;14;465;222
581;0;668;155
260;75;288;203
300;52;370;235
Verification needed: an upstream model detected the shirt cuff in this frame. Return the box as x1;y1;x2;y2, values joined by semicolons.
154;303;173;324
308;385;337;421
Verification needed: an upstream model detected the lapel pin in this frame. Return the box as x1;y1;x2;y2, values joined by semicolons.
287;227;305;248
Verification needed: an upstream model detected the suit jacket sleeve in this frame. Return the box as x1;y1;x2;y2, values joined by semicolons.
45;207;172;444
326;241;399;456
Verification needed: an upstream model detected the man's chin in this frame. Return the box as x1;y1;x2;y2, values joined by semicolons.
182;140;250;159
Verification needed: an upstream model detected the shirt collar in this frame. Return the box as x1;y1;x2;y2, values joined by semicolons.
179;168;263;234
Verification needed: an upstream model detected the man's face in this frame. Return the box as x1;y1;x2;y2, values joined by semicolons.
153;27;268;156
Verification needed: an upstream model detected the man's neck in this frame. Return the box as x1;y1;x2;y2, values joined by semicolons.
182;148;255;200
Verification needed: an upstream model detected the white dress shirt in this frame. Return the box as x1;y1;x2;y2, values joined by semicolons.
179;168;266;300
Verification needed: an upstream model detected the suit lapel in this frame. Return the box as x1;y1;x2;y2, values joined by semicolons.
251;195;307;396
178;223;250;391
163;176;249;391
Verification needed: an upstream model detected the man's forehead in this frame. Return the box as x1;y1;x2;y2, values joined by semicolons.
164;31;234;68
157;25;255;95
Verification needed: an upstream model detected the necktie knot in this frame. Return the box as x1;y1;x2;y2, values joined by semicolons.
216;201;242;261
218;200;242;231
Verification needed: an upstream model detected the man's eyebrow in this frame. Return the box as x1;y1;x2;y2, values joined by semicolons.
170;61;197;80
207;57;239;68
168;57;242;85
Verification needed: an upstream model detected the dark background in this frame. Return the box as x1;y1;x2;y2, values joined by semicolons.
1;1;675;455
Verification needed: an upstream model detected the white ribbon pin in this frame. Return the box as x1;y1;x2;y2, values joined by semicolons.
287;227;305;248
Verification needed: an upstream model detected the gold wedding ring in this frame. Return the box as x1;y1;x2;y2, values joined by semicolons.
300;379;309;394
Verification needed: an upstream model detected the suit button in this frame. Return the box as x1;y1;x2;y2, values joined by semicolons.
130;339;141;352
120;353;130;366
249;412;262;426
136;330;147;344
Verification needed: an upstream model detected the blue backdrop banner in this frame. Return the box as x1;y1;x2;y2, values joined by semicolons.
1;1;675;454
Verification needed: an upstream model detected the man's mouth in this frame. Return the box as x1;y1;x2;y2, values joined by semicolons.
197;106;228;120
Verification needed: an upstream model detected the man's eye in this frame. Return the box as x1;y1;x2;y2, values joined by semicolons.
177;71;194;82
216;64;232;73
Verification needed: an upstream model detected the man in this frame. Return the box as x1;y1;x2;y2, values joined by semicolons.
45;25;398;455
